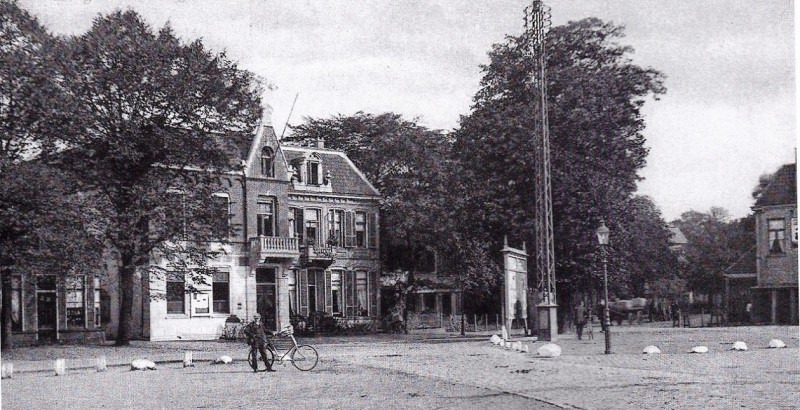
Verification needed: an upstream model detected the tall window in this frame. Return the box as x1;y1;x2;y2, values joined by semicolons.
257;196;277;237
355;271;368;316
304;209;320;246
331;271;342;315
11;275;22;331
261;147;275;177
66;275;86;328
212;269;230;314
355;212;367;247
328;209;343;246
211;193;230;239
307;271;317;314
307;161;320;185
166;189;187;239
94;277;102;328
166;271;185;314
768;219;785;253
288;270;298;315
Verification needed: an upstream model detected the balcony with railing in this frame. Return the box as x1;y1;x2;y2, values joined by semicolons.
300;242;336;268
250;236;300;261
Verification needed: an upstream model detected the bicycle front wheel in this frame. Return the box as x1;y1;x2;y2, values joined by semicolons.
291;344;318;371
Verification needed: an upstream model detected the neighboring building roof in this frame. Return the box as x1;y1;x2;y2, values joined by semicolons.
668;225;688;245
754;163;797;208
723;245;757;276
282;146;380;197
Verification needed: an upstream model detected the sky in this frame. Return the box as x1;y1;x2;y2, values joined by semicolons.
19;0;797;222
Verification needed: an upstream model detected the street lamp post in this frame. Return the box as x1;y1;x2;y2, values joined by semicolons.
596;220;612;354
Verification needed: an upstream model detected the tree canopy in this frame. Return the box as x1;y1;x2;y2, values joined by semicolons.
52;10;262;344
452;17;669;306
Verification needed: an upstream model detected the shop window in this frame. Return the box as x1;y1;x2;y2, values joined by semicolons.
356;271;368;316
166;271;186;314
212;270;230;314
66;275;86;328
11;275;22;331
768;219;785;253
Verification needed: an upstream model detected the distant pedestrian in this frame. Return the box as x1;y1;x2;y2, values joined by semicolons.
671;301;680;327
597;299;607;332
575;301;588;340
745;302;753;324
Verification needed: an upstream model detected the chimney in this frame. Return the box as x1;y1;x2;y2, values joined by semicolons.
261;104;273;127
315;137;325;149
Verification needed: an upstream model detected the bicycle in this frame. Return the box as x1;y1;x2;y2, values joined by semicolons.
248;325;318;371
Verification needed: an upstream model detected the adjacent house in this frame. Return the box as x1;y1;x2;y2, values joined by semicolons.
751;163;797;325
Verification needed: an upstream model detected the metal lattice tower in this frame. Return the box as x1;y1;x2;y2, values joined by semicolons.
525;1;556;306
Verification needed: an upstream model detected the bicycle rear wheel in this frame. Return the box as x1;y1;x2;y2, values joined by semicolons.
248;347;274;372
291;345;318;371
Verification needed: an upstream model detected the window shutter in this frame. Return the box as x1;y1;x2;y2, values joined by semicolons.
325;271;333;314
368;212;378;249
299;270;308;317
344;211;355;247
316;270;325;313
345;271;356;317
295;208;304;243
370;270;378;317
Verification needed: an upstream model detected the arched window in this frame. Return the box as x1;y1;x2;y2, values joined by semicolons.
260;147;274;177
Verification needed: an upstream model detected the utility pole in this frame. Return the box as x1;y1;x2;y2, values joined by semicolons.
526;1;558;341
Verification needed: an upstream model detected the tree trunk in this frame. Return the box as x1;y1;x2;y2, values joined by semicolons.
1;268;12;349
115;253;136;346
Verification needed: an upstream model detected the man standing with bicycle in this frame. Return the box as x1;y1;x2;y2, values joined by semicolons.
243;313;275;372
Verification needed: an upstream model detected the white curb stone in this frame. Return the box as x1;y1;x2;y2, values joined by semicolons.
212;355;233;364
769;339;786;348
642;345;661;354
521;345;530;353
537;343;561;358
490;335;502;345
131;359;157;371
1;362;13;379
732;341;748;351
689;346;708;354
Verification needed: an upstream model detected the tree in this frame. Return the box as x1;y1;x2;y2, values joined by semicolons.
452;17;667;310
672;207;755;297
0;0;103;348
54;11;262;345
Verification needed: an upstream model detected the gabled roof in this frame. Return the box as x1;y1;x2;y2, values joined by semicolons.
754;163;796;208
281;146;380;197
668;225;688;245
723;245;757;275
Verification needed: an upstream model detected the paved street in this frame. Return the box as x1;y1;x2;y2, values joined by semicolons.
2;325;798;409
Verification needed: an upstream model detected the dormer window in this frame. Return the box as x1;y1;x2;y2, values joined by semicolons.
307;161;320;185
261;147;275;177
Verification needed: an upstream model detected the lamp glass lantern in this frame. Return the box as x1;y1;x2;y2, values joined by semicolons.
596;221;610;246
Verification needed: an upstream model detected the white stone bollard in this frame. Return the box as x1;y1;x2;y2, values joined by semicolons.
731;341;748;351
521;345;530;353
1;361;13;379
183;351;194;367
96;356;107;372
769;339;786;348
513;341;523;351
642;345;661;354
54;358;66;376
490;334;502;345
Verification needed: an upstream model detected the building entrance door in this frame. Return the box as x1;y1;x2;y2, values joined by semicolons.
37;292;57;343
256;267;278;331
